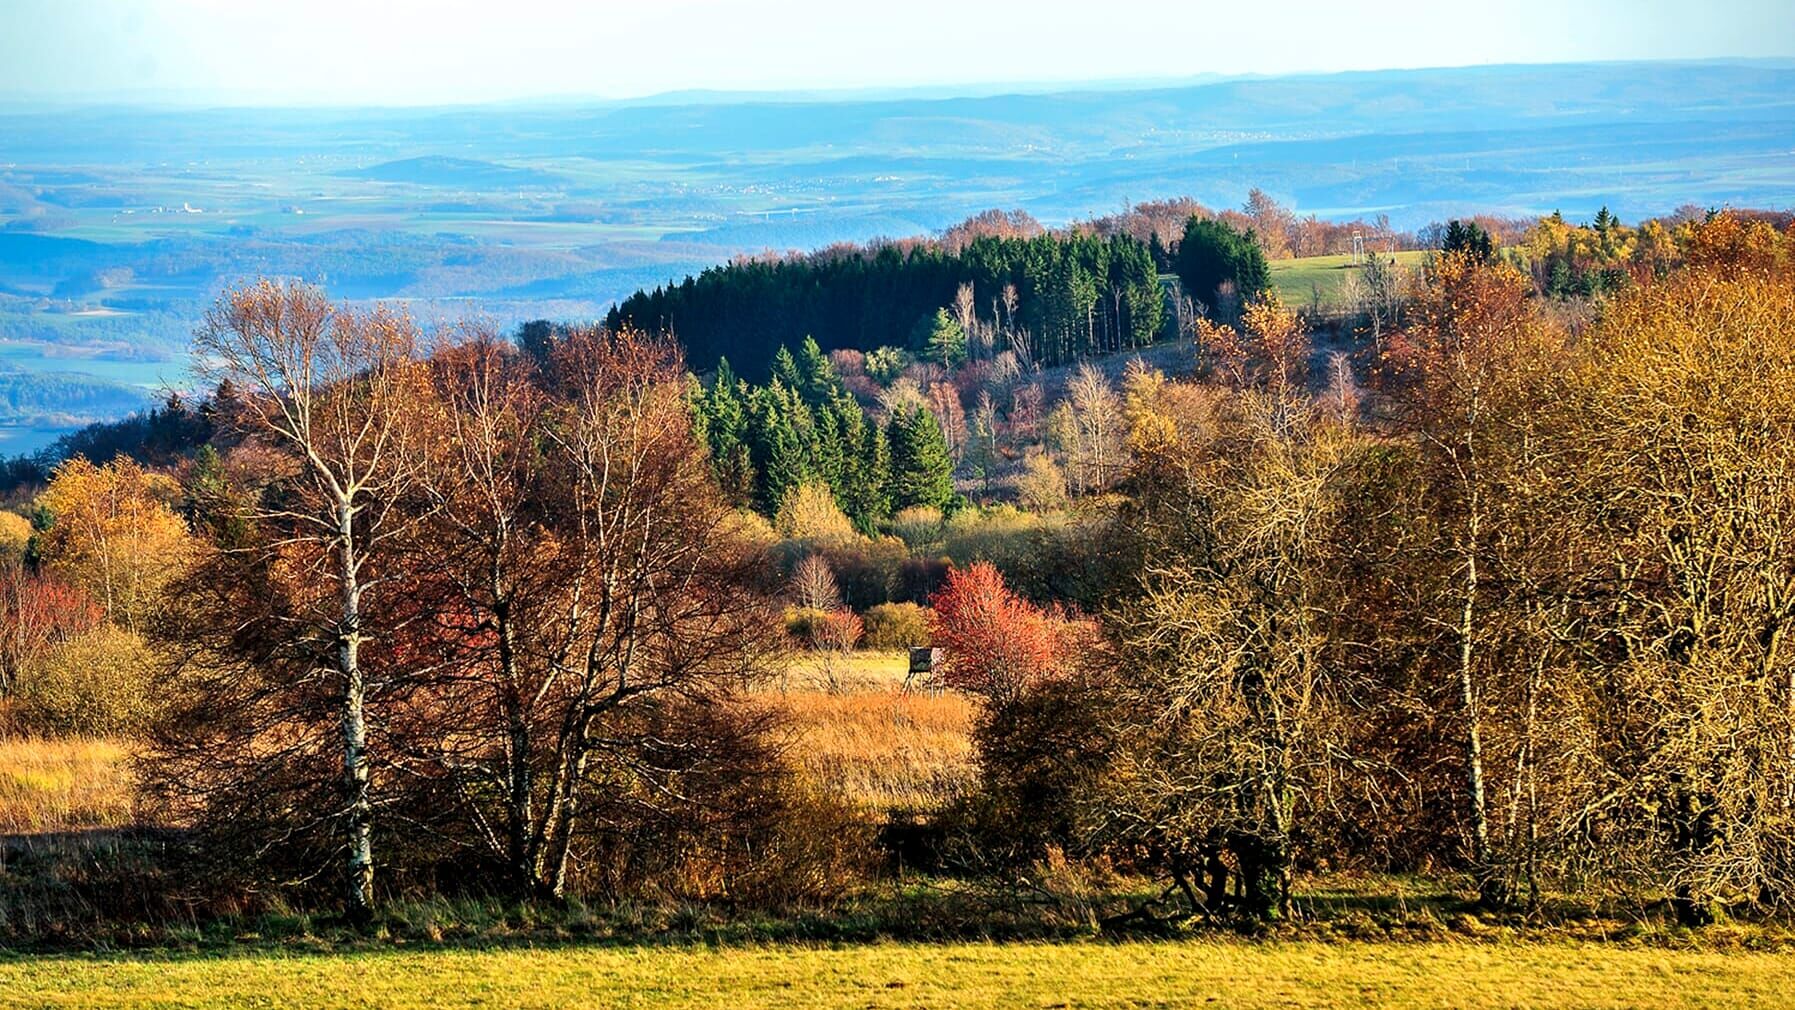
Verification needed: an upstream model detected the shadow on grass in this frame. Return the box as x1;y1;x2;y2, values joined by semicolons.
6;834;1794;959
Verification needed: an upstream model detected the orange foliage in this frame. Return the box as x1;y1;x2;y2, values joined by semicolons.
929;561;1063;703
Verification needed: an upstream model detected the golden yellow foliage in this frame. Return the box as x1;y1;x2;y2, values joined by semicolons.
12;625;159;738
774;480;859;546
37;457;192;631
0;510;32;559
1015;451;1069;513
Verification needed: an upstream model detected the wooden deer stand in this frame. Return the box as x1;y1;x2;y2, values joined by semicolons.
904;647;943;696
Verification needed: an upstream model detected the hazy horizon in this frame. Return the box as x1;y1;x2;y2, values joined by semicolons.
4;0;1794;107
7;55;1795;113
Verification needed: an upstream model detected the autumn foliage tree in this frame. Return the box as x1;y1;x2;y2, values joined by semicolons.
0;564;102;697
929;561;1061;705
396;327;787;900
167;280;432;924
1095;385;1367;922
154;297;794;912
1379;251;1572;906
1551;251;1795;922
37;455;192;634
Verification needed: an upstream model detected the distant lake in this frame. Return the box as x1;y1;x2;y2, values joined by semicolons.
0;344;195;457
0;424;80;455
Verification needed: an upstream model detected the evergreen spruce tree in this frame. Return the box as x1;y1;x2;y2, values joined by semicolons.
847;421;893;529
700;359;755;503
776;381;820;477
771;345;802;391
820;389;866;501
795;335;840;405
748;385;807;515
887;406;959;513
912;308;968;367
1173;216;1271;310
813;405;846;496
1149;231;1170;273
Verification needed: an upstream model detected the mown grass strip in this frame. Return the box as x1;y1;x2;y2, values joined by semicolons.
7;938;1795;1009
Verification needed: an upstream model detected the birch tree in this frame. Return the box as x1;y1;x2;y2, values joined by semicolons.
192;279;430;923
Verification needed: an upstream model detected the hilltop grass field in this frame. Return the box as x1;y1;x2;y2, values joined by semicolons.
1270;250;1429;309
8;938;1795;1009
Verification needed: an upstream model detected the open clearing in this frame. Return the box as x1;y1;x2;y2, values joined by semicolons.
1270;250;1429;308
6;938;1794;1009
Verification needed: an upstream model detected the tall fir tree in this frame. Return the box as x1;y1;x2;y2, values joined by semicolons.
700;359;755;503
748;384;807;515
847;421;893;529
887;406;959;513
770;345;803;393
795;336;840;405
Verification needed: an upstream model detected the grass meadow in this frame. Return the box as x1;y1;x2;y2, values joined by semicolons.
1270;250;1429;310
7;938;1795;1009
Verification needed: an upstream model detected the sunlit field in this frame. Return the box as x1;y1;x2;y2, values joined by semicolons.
0;736;134;836
1269;250;1429;309
8;939;1795;1010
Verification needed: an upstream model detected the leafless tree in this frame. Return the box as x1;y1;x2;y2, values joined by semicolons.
191;279;432;923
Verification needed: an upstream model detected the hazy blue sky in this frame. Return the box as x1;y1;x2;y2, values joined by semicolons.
3;0;1793;105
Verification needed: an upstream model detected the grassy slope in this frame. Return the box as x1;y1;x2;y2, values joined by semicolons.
1271;250;1428;309
7;939;1795;1009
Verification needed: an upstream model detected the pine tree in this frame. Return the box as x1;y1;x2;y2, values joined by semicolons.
795;335;839;405
748;385;806;515
888;406;958;513
1173;216;1271;311
700;359;755;502
813;404;846;496
912;308;968;367
847;420;893;529
771;345;802;391
1149;231;1170;274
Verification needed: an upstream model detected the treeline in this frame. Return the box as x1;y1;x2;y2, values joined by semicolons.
9;209;1795;940
608;230;1162;379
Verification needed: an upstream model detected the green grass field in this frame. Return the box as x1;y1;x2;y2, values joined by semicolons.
1271;251;1428;310
7;938;1793;1009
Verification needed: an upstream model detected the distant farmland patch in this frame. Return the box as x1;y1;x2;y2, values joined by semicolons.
335;156;566;189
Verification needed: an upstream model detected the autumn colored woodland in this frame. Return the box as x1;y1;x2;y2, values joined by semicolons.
4;204;1795;944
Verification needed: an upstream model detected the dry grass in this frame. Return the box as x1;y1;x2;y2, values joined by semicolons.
779;648;913;691
0;736;135;836
0;649;970;840
766;650;978;813
777;687;977;813
8;938;1795;1009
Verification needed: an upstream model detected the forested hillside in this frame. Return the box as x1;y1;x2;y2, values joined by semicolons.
608;228;1162;378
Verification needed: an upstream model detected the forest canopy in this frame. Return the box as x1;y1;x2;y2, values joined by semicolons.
607;230;1163;378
